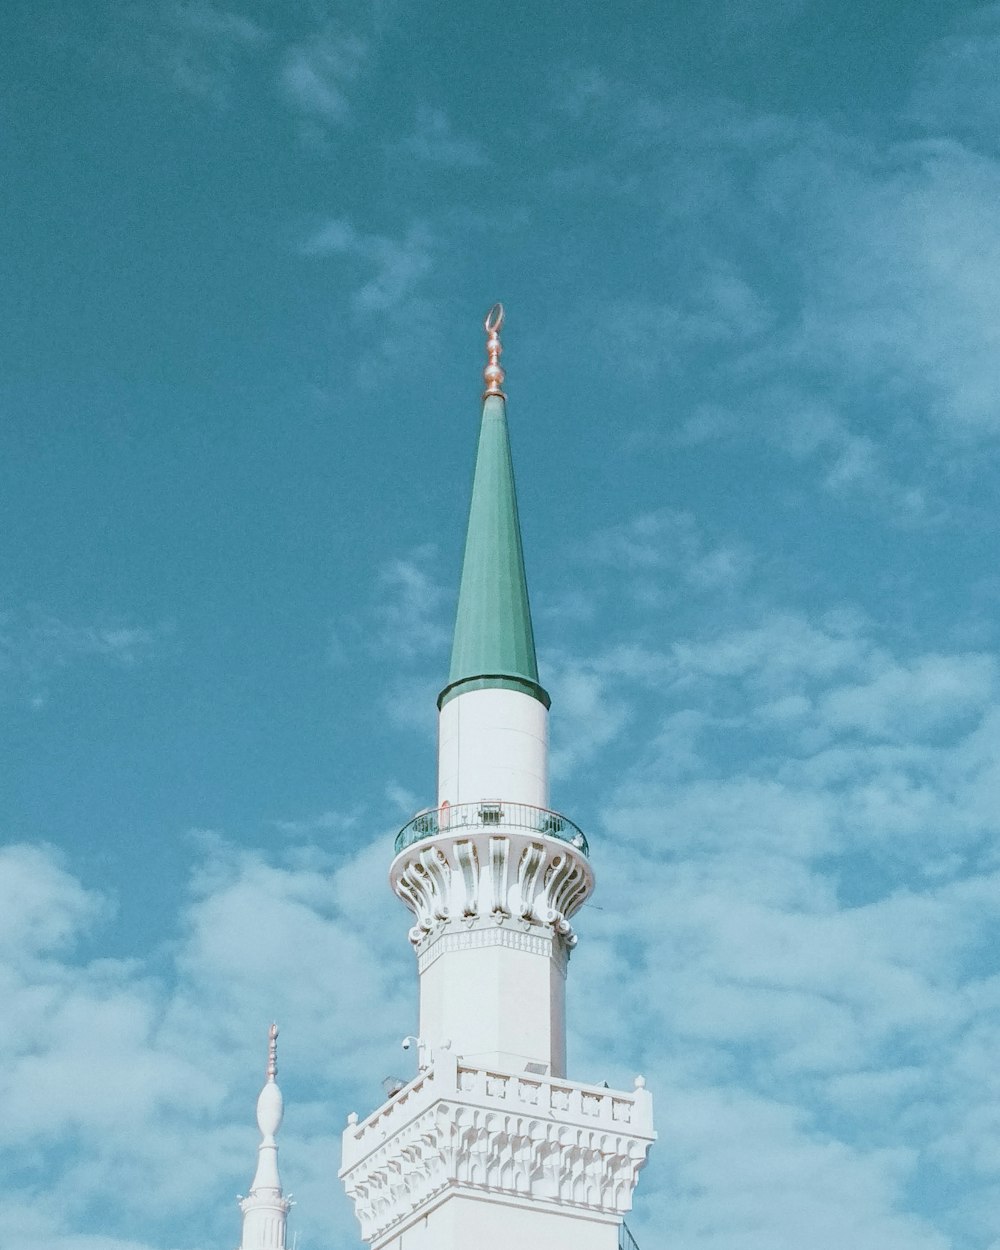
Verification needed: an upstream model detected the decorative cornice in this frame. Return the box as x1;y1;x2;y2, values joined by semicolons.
390;829;594;950
416;915;570;975
341;1052;655;1244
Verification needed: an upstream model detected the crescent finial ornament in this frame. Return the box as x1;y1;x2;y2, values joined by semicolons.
483;303;507;399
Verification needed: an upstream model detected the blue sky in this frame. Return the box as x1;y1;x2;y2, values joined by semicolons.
3;1;1000;1247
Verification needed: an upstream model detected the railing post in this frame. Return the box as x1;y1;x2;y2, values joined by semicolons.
433;1047;458;1094
630;1077;654;1137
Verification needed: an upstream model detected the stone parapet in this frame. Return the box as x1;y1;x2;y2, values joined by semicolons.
341;1052;655;1245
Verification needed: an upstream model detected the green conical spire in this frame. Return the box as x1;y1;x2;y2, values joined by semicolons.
438;308;549;711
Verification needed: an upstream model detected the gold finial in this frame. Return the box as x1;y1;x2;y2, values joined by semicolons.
267;1022;278;1081
483;302;506;399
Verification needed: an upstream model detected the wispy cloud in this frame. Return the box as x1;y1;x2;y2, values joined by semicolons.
0;607;168;704
372;546;451;661
272;807;362;837
324;544;451;674
603;263;774;382
587;507;755;603
280;28;367;126
142;1;268;106
908;3;1000;147
546;659;631;782
300;215;439;385
551;49;1000;536
576;808;1000;1247
321;544;451;731
396;105;486;167
301;217;434;314
774;139;1000;442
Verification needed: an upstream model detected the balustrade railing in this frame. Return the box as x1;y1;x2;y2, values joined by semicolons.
455;1064;635;1127
394;800;589;857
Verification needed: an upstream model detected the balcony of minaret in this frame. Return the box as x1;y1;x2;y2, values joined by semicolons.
389;799;595;1078
390;800;593;951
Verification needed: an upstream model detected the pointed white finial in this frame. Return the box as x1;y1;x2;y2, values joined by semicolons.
238;1024;291;1249
256;1025;284;1141
483;302;506;399
267;1021;278;1081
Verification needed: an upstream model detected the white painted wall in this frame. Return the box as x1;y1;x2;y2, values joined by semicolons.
437;688;548;808
239;1203;287;1250
418;936;567;1076
374;1193;620;1250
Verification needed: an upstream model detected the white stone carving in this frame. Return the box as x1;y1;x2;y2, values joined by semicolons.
416;919;568;975
341;1051;655;1245
390;829;594;951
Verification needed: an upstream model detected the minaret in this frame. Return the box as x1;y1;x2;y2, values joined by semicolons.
341;306;654;1250
237;1024;291;1250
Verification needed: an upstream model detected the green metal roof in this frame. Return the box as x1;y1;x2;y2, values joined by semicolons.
439;393;549;710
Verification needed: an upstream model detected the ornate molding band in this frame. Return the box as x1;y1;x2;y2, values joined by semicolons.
416;918;570;975
341;1052;654;1244
390;830;594;950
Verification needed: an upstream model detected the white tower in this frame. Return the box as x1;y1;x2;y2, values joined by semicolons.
238;1024;292;1250
341;306;655;1250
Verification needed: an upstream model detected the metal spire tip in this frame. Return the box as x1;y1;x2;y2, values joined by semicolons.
483;302;506;399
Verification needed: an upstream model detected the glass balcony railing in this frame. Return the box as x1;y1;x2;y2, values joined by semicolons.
394;801;589;858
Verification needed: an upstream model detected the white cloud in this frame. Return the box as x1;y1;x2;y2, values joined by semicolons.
372;546;451;660
569;807;1000;1246
397;104;485;167
778;141;1000;441
0;608;168;705
280;29;367;125
299;214;440;385
166;0;264;50
272;806;362;837
565;64;1000;538
668;610;870;688
138;1;267;107
533;506;1000;1246
546;658;631;782
300;213;437;380
587;507;755;603
0;843;106;962
818;652;996;741
0;608;165;672
0;835;412;1250
908;4;1000;146
648;1086;949;1250
602;261;773;382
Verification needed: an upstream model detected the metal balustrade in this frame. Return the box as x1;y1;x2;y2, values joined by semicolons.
394;800;589;857
619;1220;640;1250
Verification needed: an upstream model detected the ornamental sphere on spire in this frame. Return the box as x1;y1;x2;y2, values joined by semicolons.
483;301;506;398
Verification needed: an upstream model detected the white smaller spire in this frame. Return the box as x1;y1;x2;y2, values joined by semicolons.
238;1023;291;1250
